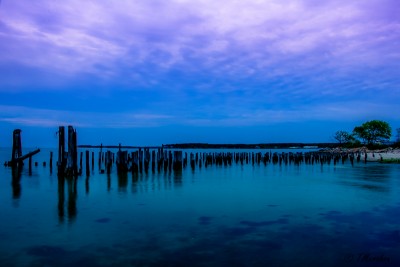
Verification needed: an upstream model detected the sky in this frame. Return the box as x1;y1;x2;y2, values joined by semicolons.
0;0;399;147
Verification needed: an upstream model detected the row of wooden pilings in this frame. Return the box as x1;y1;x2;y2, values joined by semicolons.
54;126;372;178
38;149;369;177
78;149;369;177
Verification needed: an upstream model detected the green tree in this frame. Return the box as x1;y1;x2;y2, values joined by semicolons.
333;130;352;144
352;120;392;145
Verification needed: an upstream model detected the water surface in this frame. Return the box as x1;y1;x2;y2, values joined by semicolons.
1;148;399;266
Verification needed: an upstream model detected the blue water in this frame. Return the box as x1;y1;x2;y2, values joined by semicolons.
1;148;399;267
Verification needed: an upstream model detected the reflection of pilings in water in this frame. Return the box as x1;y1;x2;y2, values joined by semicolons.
118;171;128;192
66;178;77;222
107;173;111;192
85;176;89;195
56;176;79;223
58;177;65;223
131;173;139;194
173;169;183;187
11;165;22;199
57;177;75;223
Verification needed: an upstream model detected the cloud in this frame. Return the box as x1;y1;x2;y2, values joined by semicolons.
1;0;399;83
0;105;174;128
0;0;399;131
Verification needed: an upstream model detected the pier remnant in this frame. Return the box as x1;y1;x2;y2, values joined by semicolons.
6;129;40;168
57;125;78;177
11;129;22;163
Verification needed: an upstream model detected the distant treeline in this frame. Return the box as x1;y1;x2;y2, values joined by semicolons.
163;143;338;149
78;143;338;149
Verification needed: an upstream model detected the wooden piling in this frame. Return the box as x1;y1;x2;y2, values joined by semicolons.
79;151;83;174
65;126;78;176
144;148;150;173
152;150;156;173
173;151;183;172
11;129;23;166
58;126;65;175
139;149;143;173
28;156;32;174
131;151;139;174
92;152;95;170
106;151;112;174
85;150;90;177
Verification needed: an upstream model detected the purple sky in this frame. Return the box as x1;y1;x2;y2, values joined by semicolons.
1;0;399;147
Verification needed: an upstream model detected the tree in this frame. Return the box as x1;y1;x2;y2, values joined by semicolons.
352;120;392;145
334;130;353;144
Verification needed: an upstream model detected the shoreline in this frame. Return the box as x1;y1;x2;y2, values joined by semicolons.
320;147;400;162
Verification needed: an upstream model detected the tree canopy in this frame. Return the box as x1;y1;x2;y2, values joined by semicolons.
333;130;355;144
352;120;392;145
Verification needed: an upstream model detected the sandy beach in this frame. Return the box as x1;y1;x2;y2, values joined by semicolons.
348;148;400;162
321;147;400;162
364;150;400;162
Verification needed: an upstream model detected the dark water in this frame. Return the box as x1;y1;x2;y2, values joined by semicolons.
1;148;399;267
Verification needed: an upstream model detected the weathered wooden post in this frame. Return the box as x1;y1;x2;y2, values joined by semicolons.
164;151;169;172
132;151;139;173
79;151;83;175
28;156;32;174
106;151;112;174
85;150;90;176
183;152;188;168
156;149;161;172
98;144;103;169
139;148;143;174
168;151;173;172
190;153;195;170
199;153;202;169
144;148;150;173
152;150;156;173
66;126;78;176
173;151;183;172
58;126;65;175
49;151;53;172
11;129;23;166
92;151;95;170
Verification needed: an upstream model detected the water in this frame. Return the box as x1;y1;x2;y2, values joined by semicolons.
1;148;399;267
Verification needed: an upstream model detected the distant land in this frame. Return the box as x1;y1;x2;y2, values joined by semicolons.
78;143;338;149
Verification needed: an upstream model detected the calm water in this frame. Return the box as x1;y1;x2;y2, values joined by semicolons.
1;148;399;267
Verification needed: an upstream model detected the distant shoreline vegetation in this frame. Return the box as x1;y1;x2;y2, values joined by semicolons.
163;143;329;149
78;142;400;150
162;143;399;150
78;143;336;149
